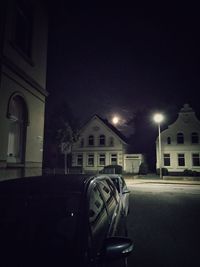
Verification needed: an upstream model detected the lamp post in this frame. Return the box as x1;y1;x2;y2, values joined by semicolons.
153;113;164;179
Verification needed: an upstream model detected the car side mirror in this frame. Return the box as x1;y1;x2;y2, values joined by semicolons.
101;237;133;261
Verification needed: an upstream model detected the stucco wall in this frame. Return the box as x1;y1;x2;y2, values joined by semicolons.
156;105;200;173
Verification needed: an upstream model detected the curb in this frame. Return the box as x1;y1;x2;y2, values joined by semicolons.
125;179;200;186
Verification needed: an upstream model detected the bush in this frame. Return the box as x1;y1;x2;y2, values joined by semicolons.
183;169;193;176
138;162;148;175
183;169;200;177
156;168;168;176
100;165;123;174
192;171;200;177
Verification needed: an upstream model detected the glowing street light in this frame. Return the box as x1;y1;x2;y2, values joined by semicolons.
153;113;164;179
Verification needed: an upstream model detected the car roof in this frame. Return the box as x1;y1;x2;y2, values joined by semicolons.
106;174;122;178
0;174;99;196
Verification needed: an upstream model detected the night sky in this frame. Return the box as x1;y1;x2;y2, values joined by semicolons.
46;3;200;167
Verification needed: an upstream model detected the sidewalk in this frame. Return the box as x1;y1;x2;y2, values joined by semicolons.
124;174;200;186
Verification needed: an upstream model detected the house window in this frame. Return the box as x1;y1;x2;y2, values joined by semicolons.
163;153;170;166
80;138;84;147
178;154;185;166
99;154;106;166
7;94;28;163
177;133;184;144
167;137;171;144
110;154;117;165
191;132;199;144
77;154;83;166
109;137;114;146
99;135;105;146
88;135;94;146
14;0;33;57
88;154;94;166
192;153;200;166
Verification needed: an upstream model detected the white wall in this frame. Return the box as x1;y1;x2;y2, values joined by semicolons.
72;116;127;173
156;104;200;173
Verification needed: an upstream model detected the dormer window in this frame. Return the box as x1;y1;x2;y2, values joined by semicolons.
109;137;114;146
191;132;199;144
80;138;84;147
177;133;184;144
167;137;171;144
99;135;105;146
88;135;94;146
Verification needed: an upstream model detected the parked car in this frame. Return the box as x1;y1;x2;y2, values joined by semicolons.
100;164;123;174
106;174;130;216
0;174;133;267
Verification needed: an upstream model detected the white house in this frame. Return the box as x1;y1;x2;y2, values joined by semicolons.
71;115;143;174
156;104;200;174
0;0;48;180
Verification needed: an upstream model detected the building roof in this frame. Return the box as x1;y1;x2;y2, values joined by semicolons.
81;114;128;144
179;103;194;113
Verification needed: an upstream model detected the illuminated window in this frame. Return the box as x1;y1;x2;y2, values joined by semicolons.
191;132;199;144
88;135;94;146
177;133;184;144
110;154;117;165
99;135;105;146
88;154;94;166
77;154;83;166
7;95;28;163
163;154;170;166
178;154;185;166
167;137;171;144
99;154;106;166
14;0;33;57
192;153;200;166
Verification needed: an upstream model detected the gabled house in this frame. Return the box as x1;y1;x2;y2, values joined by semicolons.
71;115;128;173
71;115;143;174
156;104;200;174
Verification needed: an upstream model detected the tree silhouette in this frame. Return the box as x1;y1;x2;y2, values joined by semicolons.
44;100;79;172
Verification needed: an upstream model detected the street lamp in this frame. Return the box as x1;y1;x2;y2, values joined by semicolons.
153;113;164;179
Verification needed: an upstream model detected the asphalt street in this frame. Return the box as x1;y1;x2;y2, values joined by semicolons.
126;183;200;267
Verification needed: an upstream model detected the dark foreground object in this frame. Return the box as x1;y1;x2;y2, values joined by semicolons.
0;174;133;266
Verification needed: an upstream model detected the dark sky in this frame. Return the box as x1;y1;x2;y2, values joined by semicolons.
46;3;200;164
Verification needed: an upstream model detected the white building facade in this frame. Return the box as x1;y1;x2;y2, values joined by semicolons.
72;115;143;174
0;0;48;180
156;104;200;174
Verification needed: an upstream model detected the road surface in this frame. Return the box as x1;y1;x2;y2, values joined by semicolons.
126;183;200;267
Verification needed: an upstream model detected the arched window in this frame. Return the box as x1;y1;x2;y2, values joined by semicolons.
99;135;105;146
88;135;94;146
7;94;28;163
177;133;184;144
191;132;199;144
167;137;171;144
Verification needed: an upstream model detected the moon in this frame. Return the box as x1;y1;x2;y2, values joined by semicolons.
112;116;120;125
